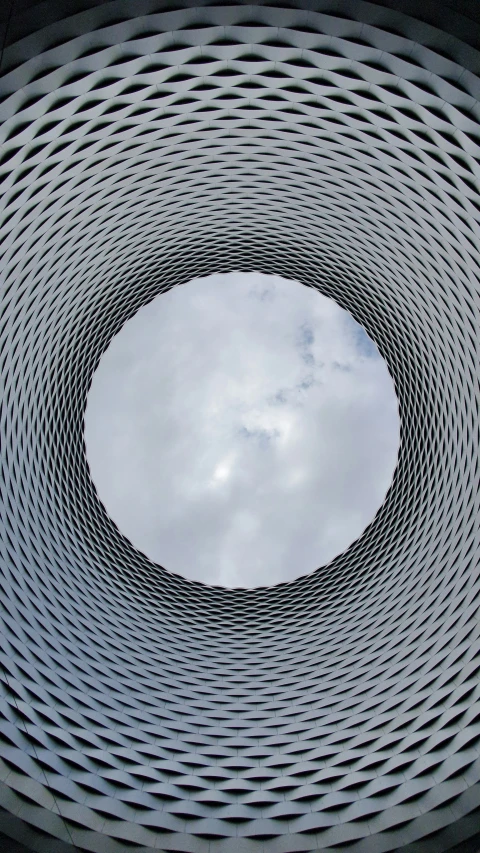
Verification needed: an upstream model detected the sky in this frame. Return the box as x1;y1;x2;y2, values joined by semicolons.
85;272;400;588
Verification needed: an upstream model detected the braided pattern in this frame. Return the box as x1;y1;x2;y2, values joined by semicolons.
1;1;480;851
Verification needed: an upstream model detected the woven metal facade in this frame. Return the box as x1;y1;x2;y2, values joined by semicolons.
1;1;480;851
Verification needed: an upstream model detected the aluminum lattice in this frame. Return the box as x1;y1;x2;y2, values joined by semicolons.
0;1;480;851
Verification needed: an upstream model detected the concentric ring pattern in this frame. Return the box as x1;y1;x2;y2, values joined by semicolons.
1;1;480;851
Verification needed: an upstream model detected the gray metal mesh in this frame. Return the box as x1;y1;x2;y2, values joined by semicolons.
1;1;480;851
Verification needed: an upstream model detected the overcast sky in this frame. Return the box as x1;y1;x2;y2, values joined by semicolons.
85;272;399;587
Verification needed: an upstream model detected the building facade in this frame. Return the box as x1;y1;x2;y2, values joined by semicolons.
1;1;480;850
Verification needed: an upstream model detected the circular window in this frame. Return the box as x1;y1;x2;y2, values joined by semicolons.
85;272;399;587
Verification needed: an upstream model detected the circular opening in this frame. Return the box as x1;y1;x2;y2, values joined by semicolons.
85;272;400;587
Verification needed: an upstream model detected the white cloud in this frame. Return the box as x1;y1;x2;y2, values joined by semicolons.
85;272;399;587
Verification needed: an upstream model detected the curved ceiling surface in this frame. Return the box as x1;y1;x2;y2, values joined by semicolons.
0;1;480;851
